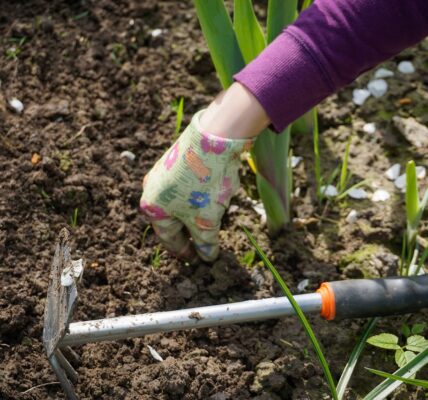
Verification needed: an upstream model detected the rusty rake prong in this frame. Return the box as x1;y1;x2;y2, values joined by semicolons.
49;353;78;400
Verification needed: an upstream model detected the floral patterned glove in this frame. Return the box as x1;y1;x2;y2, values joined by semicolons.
140;110;253;262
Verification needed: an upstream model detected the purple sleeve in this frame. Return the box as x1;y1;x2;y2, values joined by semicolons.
234;0;428;133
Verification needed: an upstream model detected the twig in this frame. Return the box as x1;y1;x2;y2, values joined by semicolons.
20;381;60;395
61;124;91;147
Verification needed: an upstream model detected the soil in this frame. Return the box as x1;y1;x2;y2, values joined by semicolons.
0;1;427;399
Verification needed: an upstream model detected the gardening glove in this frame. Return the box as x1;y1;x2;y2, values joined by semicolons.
140;110;253;262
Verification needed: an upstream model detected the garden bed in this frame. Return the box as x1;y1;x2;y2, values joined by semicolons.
0;1;427;399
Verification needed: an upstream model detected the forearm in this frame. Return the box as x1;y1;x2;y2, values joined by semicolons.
233;0;428;132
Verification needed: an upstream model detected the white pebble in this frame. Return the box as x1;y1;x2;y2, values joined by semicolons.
363;122;376;134
147;345;164;362
297;279;310;293
346;209;358;224
374;68;394;79
228;204;239;214
348;188;368;199
9;98;24;113
320;185;338;198
398;61;415;74
416;166;426;179
151;28;163;38
394;174;406;190
372;189;390;202
353;89;371;106
291;156;303;168
120;150;136;161
252;202;267;225
385;164;401;181
367;79;388;98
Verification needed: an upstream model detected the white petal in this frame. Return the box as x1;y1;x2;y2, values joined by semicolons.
147;345;164;362
320;185;338;197
346;209;358;223
385;164;401;181
394;174;406;190
291;156;302;168
352;89;371;105
120;150;136;161
297;279;309;293
372;189;390;202
398;61;415;74
374;68;394;79
363;122;376;134
367;79;388;98
9;98;24;113
348;188;368;199
416;166;426;179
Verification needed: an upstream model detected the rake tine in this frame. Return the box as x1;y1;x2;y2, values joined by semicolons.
49;353;77;400
55;349;78;383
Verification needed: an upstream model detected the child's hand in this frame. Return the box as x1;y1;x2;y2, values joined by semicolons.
140;110;252;262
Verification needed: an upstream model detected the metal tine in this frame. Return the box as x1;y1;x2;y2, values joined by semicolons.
49;354;78;400
55;349;78;383
62;346;81;365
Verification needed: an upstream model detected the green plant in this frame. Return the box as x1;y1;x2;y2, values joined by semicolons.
367;332;428;370
400;160;428;276
195;0;308;236
171;97;184;139
141;225;151;247
70;208;78;228
239;249;256;268
110;43;126;65
243;226;338;399
151;247;162;269
5;37;26;59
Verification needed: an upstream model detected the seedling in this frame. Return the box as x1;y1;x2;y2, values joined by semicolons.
110;43;126;66
400;160;428;276
239;249;256;268
171;97;184;139
141;225;151;247
69;208;78;228
5;37;26;60
151;247;161;269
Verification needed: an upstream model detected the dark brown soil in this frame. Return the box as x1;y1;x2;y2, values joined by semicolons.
0;1;427;399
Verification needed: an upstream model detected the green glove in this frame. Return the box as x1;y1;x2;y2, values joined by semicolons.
140;110;253;262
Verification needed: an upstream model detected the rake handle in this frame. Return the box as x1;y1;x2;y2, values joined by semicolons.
318;275;428;320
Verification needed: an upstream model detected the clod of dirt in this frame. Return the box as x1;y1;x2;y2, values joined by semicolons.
176;278;197;299
340;244;399;278
26;99;70;119
393;115;428;148
250;361;286;394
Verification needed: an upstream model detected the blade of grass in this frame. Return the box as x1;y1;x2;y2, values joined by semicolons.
336;179;369;201
366;368;428;389
173;97;184;139
336;318;379;399
363;347;428;400
267;0;297;43
406;161;419;236
313;108;322;199
233;0;266;63
194;0;244;88
339;136;352;194
415;244;428;275
243;226;338;400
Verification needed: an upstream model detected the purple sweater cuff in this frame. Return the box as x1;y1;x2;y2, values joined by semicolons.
235;30;330;133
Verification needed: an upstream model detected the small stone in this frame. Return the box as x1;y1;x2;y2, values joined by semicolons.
393;116;428;148
385;164;401;180
9;98;24;113
398;61;415;74
346;209;358;224
228;205;239;214
374;68;394;79
252;203;267;225
367;79;388;98
352;89;371;105
416;166;426;179
348;188;368;199
363;122;376;134
297;279;309;292
291;156;302;168
320;185;338;198
372;189;390;202
394;174;406;190
151;28;162;37
120;150;136;161
31;153;42;165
